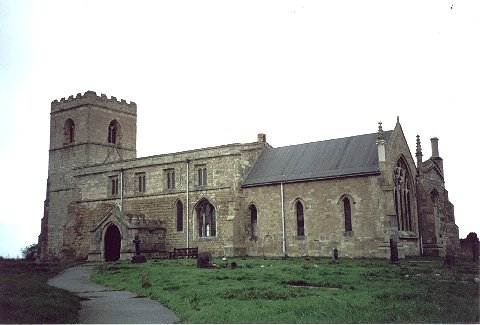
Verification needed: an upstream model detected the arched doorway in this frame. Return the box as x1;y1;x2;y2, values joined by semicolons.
104;224;121;261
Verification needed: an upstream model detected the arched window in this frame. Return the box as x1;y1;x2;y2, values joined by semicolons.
393;157;415;232
196;199;216;237
108;120;120;144
296;201;304;236
343;197;352;232
176;200;183;232
64;118;75;144
249;204;258;239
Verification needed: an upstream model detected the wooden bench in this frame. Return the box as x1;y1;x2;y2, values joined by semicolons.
169;247;198;259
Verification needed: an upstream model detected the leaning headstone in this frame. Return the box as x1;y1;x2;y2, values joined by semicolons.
131;235;147;263
389;238;400;264
197;252;213;268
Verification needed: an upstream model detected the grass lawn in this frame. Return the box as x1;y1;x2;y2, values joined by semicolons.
92;256;479;323
0;260;82;324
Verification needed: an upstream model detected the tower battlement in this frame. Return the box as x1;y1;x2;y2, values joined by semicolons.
51;90;137;115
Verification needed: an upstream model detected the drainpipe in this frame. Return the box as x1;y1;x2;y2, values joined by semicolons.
119;169;124;211
185;159;190;248
280;182;286;256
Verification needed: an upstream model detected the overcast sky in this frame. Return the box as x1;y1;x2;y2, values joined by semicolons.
0;0;478;257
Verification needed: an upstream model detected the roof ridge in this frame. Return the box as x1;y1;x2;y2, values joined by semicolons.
271;130;394;150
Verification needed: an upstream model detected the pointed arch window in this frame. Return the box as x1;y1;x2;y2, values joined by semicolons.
296;201;305;236
343;197;352;232
393;157;415;232
64;118;75;144
249;204;258;239
176;200;184;232
196;199;216;237
108;120;120;144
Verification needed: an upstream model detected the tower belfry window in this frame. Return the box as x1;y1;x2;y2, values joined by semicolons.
64;118;75;144
108;120;120;144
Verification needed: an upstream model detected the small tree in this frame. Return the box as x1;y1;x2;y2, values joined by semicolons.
21;243;38;261
462;232;479;262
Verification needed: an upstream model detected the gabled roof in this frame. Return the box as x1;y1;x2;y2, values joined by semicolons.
242;130;392;187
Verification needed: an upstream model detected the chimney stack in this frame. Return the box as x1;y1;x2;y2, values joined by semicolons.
257;133;266;143
430;137;440;158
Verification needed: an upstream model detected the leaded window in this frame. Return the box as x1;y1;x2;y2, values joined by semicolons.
196;199;216;237
343;197;352;232
176;200;183;232
249;204;258;239
393;157;415;232
296;201;305;236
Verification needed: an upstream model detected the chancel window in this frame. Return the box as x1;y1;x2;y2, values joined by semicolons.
108;120;120;144
64;118;75;144
110;176;119;196
393;157;415;232
176;200;183;232
296;201;305;236
249;204;258;239
343;197;352;232
196;199;216;237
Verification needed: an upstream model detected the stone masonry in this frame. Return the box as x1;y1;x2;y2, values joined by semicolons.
38;91;459;261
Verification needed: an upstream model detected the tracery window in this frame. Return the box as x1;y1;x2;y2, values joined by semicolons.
108;120;120;144
249;204;258;239
196;199;216;237
343;197;352;232
393;157;415;232
64;118;75;144
176;200;183;232
296;201;305;236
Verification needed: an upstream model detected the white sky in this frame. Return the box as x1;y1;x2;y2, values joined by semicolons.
0;0;479;257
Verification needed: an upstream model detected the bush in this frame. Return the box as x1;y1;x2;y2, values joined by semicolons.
21;244;38;261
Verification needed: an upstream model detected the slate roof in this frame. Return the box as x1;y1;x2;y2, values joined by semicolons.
242;130;393;187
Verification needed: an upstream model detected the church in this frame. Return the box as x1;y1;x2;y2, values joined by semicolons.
38;91;459;261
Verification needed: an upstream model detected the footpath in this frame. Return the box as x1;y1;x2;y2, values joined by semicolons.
48;265;179;324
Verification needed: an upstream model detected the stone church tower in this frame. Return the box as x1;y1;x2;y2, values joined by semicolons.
39;91;137;259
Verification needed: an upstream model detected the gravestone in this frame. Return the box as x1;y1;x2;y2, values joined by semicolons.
197;252;213;268
389;238;400;264
131;235;147;263
444;244;456;267
331;248;339;263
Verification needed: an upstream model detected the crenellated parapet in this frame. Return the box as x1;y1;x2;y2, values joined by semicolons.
51;90;137;115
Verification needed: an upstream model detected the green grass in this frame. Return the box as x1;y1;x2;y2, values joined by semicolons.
91;257;480;323
0;260;82;324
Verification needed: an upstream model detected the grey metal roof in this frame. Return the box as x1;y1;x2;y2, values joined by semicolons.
242;130;393;187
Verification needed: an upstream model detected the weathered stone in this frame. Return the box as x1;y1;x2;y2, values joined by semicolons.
197;252;213;268
38;92;460;262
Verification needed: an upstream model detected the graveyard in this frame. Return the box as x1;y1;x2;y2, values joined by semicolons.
91;256;479;323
